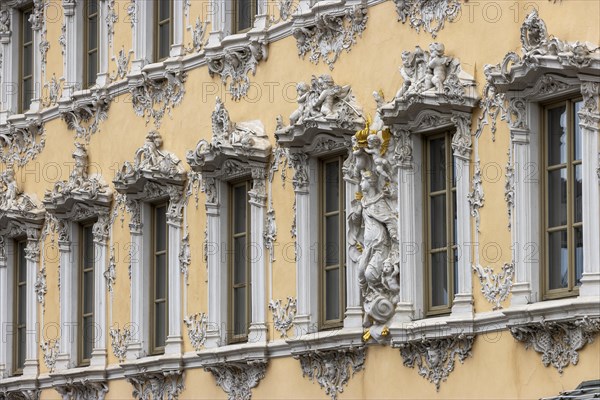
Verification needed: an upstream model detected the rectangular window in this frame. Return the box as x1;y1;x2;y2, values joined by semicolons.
155;0;172;61
84;0;99;89
151;204;168;354
424;133;457;316
233;0;256;33
542;99;583;299
229;181;251;343
14;240;27;375
79;223;95;366
20;7;34;113
319;157;346;329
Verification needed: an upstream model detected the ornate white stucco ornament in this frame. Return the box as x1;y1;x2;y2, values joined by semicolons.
398;334;474;391
207;40;267;101
268;297;297;338
40;338;59;373
510;317;600;374
60;90;112;143
345;95;399;344
294;347;365;400
0;165;43;218
109;326;131;363
0;120;46;167
472;263;514;310
111;47;133;80
395;0;461;38
183;312;208;351
55;380;109;400
204;360;267;400
127;370;185;400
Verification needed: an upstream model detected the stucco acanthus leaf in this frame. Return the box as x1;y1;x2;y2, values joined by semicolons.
183;312;208;351
130;70;187;129
204;360;267;400
472;263;514;310
60;91;112;143
278;74;364;135
111;47;133;81
395;42;472;105
264;206;276;263
0;9;10;34
579;81;600;129
0;120;46;167
511;317;600;374
179;230;191;285
395;0;461;38
186;97;271;172
292;4;367;70
0;389;40;400
104;246;117;294
505;148;515;230
398;334;474;391
207;40;267;101
54;380;109;400
186;17;209;53
106;0;118;48
127;370;185;400
109;326;131;363
268;297;297;338
294;347;365;400
34;265;47;308
43;74;63;108
44;143;110;205
467;160;484;233
40;338;59;373
126;0;136;28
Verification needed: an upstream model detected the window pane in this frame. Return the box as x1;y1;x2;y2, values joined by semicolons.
431;252;448;307
18;286;26;324
233;185;247;234
547;168;567;227
159;0;171;20
84;226;94;266
429;138;446;192
159;23;171;60
155;254;167;299
237;0;253;31
233;236;246;285
83;270;94;313
233;287;246;335
88;16;97;49
87;0;98;15
23;46;33;76
573;101;583;161
547;105;567;166
23;78;33;111
23;12;33;42
574;164;582;223
17;327;26;370
83;315;94;360
574;227;583;286
325;215;339;266
430;194;446;249
18;243;27;282
325;268;340;321
548;230;568;290
155;206;167;252
154;301;166;348
325;161;339;213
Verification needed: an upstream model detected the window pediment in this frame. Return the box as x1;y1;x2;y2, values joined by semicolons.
275;74;364;149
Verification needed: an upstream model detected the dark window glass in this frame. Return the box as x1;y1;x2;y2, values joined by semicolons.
152;205;168;353
230;182;250;343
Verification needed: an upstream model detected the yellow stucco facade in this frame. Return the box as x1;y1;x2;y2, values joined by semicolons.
0;0;598;399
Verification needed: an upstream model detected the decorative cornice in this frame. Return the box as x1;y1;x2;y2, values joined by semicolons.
204;360;267;400
292;3;368;70
268;297;297;338
294;347;365;400
398;334;474;391
129;70;187;129
510;317;600;374
473;263;514;310
183;312;208;351
395;0;461;38
55;380;108;400
127;370;185;400
207;40;267;101
60;91;112;143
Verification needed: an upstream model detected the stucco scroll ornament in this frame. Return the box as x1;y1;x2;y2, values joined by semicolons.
186;17;209;53
40;338;59;373
61;91;112;143
44;143;109;203
179;231;191;285
0;389;40;400
399;334;474;391
104;247;117;294
207;39;267;101
268;297;297;338
292;5;368;70
183;312;208;351
111;47;133;81
346;108;399;344
43;74;63;107
0;9;10;34
467;160;484;233
395;0;461;38
109;326;131;363
505;148;515;230
106;0;118;48
204;360;267;400
0;121;46;167
472;262;514;310
395;42;468;104
510;317;600;374
130;70;187;129
295;347;365;400
55;380;109;400
128;370;185;400
35;265;47;307
282;74;364;131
